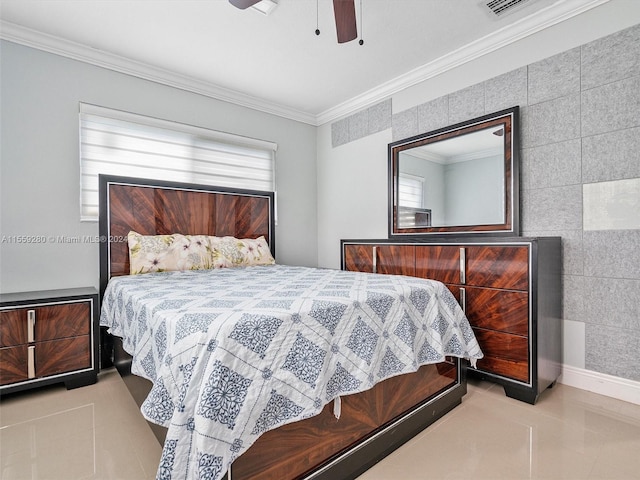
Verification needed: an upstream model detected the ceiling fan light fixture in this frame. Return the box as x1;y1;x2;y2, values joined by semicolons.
251;0;278;16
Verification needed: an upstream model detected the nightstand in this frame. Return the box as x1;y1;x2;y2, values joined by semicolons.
0;287;99;395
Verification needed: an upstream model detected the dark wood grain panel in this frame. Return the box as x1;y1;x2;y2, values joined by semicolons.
106;181;272;278
415;245;461;284
153;189;269;238
0;345;28;385
344;244;415;276
35;336;91;378
232;362;457;480
465;287;528;336
0;310;27;347
154;189;215;234
35;303;90;342
344;244;416;276
109;184;155;277
472;328;528;382
344;244;375;273
214;195;271;240
377;245;416;275
466;246;528;290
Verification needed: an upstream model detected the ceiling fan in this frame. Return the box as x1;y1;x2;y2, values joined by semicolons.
229;0;358;44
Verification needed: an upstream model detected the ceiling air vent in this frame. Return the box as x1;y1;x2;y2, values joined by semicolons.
485;0;531;16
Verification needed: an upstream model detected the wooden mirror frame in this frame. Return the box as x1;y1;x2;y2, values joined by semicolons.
388;106;520;238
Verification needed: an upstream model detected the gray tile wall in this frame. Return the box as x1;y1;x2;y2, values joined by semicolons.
331;23;640;382
331;99;392;147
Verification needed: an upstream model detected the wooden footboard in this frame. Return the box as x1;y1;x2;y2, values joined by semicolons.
235;360;461;480
112;336;465;480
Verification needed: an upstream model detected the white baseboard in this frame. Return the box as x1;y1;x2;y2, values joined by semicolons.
559;365;640;405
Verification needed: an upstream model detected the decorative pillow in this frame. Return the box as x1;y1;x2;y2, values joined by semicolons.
209;235;275;267
128;231;213;274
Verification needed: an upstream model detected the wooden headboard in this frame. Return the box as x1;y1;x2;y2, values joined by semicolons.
98;174;275;297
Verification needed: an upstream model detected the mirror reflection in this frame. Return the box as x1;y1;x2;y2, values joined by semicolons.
397;126;505;228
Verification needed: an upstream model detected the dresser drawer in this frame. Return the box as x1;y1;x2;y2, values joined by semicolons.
472;328;529;383
344;244;416;275
415;246;461;284
464;287;528;336
465;246;529;291
414;244;529;291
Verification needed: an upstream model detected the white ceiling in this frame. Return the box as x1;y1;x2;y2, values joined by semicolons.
0;0;608;124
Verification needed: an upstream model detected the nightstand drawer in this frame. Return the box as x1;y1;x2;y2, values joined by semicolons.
0;310;28;347
35;335;92;377
0;303;90;347
0;344;29;384
32;303;91;341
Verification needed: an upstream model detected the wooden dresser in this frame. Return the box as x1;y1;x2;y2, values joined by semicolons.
0;287;99;395
341;237;561;404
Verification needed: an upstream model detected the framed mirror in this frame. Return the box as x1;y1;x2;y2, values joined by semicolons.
389;106;519;238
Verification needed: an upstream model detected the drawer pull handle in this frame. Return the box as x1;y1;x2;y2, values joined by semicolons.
27;309;36;342
459;247;466;284
460;287;466;314
28;346;36;378
372;246;378;274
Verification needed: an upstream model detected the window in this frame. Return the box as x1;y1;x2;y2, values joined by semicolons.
398;173;424;208
79;103;277;221
398;173;430;227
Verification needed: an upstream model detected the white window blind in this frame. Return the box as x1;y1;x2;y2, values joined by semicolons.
79;103;277;221
398;173;424;208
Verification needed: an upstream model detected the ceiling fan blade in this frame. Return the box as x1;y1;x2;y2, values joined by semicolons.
333;0;357;43
229;0;261;9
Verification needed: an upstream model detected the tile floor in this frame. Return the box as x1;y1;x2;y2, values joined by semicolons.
1;368;640;479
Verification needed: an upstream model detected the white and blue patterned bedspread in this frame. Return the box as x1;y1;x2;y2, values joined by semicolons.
100;265;483;480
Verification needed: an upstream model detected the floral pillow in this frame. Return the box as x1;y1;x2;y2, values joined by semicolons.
128;231;213;275
209;235;275;267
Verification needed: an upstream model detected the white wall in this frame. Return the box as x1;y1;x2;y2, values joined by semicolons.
0;41;318;293
317;126;391;268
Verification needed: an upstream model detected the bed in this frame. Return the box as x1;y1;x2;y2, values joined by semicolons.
98;174;483;480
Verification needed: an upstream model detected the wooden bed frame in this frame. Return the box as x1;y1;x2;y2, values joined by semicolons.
98;174;468;480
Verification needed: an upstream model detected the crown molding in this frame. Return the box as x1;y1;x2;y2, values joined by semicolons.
0;20;317;126
315;0;610;125
0;0;608;127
